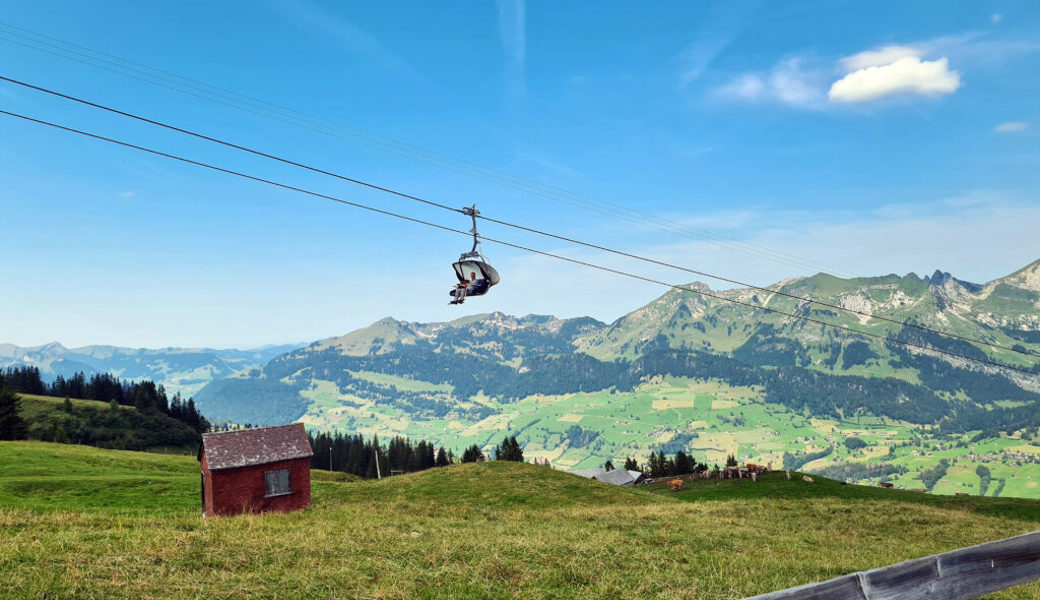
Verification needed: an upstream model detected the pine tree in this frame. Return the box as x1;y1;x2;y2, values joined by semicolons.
516;437;524;461
494;436;524;462
674;451;694;475
726;454;738;468
623;457;638;471
655;450;670;477
435;447;449;467
604;460;615;471
0;381;28;440
461;444;485;463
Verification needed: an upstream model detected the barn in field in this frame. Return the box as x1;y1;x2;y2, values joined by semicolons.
198;423;314;518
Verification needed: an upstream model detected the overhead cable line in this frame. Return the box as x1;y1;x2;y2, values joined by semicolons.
2;109;1036;377
0;21;854;277
3;75;1029;359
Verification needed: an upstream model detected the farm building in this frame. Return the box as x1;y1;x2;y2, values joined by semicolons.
198;423;314;518
569;467;646;487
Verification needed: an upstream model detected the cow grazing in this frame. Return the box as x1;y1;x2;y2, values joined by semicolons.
802;475;814;483
879;482;894;489
669;479;684;491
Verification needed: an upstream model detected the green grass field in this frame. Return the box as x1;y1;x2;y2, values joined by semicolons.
2;441;1039;599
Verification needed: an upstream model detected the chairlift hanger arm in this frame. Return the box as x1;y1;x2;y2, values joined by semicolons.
461;204;481;258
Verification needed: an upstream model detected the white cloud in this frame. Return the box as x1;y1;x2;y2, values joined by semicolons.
118;191;136;198
828;56;961;103
712;32;1033;110
994;121;1028;133
920;32;1040;66
717;73;766;101
991;13;1003;24
840;45;923;71
769;58;822;105
714;58;825;108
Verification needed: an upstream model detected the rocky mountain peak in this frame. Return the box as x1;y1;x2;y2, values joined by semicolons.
998;258;1040;292
929;270;953;286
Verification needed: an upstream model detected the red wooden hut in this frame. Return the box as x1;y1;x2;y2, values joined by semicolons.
198;423;314;517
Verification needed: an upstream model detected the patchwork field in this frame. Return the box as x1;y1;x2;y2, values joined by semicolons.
291;375;1040;498
2;441;1040;599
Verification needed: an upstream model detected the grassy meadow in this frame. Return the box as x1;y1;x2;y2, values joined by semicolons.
2;441;1040;599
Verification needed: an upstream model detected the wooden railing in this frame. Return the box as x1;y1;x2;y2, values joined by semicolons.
743;530;1040;600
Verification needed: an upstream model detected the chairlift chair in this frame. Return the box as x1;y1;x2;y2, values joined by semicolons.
449;205;500;305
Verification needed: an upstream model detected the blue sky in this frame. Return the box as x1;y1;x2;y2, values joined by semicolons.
1;1;1038;348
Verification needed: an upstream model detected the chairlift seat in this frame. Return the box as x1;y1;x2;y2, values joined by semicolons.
452;259;501;288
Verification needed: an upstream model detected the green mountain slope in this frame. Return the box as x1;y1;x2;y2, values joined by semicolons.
194;260;1040;495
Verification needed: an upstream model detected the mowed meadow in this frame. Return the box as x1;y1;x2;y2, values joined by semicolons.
2;442;1040;599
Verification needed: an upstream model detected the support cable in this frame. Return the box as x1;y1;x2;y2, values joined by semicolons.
0;24;852;276
0;75;1029;358
1;108;1036;376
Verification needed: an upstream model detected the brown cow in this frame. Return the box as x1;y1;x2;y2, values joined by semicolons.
669;479;684;491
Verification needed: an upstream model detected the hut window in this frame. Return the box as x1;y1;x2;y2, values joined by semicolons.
264;468;291;497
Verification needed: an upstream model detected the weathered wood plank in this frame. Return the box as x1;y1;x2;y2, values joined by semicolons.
740;574;866;600
742;530;1040;600
861;555;938;600
932;530;1040;600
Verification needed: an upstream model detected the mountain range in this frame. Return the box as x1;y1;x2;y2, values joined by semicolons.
184;260;1040;493
9;259;1040;496
0;342;300;397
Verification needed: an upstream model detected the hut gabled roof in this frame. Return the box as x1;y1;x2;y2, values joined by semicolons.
200;423;313;470
593;469;637;486
569;468;607;479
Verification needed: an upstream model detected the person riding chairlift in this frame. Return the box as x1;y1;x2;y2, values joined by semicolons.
448;204;498;305
450;270;490;305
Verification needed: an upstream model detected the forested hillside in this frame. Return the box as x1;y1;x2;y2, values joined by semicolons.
1;367;208;451
188;260;1040;495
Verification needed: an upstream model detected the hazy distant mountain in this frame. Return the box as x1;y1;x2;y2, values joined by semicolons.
0;342;303;397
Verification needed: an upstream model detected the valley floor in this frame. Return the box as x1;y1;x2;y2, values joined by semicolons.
296;375;1040;499
2;441;1039;599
